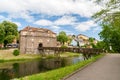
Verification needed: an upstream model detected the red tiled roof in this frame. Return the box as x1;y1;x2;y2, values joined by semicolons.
20;26;56;34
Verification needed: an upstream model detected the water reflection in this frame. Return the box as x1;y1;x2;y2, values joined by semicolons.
0;56;83;80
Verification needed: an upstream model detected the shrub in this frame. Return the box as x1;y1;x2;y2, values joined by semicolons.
13;49;20;56
61;45;67;49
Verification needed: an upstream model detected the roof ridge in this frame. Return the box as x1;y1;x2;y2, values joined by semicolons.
21;26;56;34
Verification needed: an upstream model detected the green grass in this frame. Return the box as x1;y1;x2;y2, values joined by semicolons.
60;52;80;57
18;54;105;80
0;49;80;63
45;52;80;59
0;49;42;62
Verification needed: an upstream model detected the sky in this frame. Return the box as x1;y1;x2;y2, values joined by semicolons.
0;0;103;40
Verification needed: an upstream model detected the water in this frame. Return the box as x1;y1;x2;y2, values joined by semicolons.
0;56;84;80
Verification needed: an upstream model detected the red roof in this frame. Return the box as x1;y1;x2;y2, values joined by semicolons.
20;26;56;34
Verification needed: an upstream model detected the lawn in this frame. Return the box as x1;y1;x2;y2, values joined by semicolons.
0;49;80;62
60;52;80;57
0;49;41;62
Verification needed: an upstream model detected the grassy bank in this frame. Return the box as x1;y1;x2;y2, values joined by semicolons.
60;52;80;57
18;54;105;80
0;49;80;62
0;49;42;62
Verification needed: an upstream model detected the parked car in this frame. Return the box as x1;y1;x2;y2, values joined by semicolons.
6;44;18;48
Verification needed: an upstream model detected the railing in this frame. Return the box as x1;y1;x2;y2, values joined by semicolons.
38;47;104;60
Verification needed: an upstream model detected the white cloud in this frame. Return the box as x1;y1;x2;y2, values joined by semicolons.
0;15;11;22
50;26;60;32
49;25;73;35
13;22;22;27
34;19;53;26
27;0;102;17
0;15;5;22
75;20;98;32
34;16;77;26
54;16;76;25
34;17;99;32
63;29;74;35
0;0;102;21
0;16;21;27
8;12;34;22
0;15;5;20
0;0;34;22
92;27;102;33
0;0;102;33
51;26;60;29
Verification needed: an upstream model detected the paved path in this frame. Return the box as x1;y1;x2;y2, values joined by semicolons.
64;54;120;80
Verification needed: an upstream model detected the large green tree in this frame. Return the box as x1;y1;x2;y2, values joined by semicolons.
95;41;106;49
0;24;5;44
57;31;68;46
93;0;120;52
0;21;18;47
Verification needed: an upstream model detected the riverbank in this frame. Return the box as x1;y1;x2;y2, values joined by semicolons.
0;49;80;62
0;49;41;62
18;54;105;80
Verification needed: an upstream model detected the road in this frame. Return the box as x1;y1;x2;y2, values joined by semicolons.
64;54;120;80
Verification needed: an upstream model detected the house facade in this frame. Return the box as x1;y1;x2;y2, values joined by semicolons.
69;34;98;48
77;34;89;47
20;26;57;54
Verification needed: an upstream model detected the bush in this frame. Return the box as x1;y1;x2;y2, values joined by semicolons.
60;45;67;49
13;49;20;56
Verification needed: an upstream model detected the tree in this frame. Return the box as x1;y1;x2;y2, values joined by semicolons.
0;21;18;47
93;0;120;52
95;41;106;49
88;37;96;48
93;0;120;25
4;35;16;47
0;24;5;44
67;36;72;46
57;31;68;46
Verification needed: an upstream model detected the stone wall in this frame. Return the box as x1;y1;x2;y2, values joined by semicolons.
19;27;57;54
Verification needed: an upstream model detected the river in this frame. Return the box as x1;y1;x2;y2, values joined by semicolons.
0;56;84;80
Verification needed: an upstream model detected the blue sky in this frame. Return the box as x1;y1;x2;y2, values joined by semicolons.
0;0;103;40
